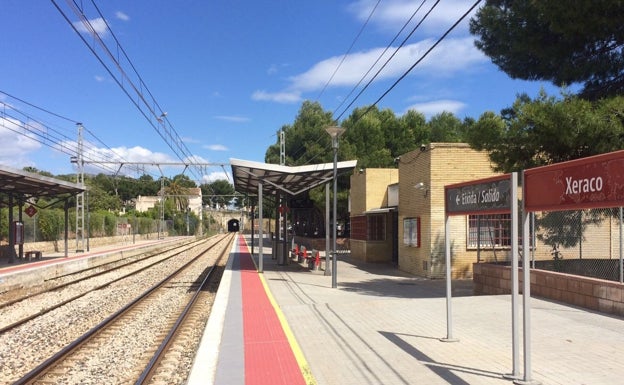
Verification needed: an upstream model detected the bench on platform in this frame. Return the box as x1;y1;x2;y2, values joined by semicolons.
24;250;42;261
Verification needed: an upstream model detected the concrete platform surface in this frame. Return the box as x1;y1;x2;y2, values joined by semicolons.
233;235;624;385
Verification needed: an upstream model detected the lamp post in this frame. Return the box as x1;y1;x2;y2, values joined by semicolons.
325;125;345;288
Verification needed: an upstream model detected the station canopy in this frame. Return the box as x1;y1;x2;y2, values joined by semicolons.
230;158;357;197
0;164;85;207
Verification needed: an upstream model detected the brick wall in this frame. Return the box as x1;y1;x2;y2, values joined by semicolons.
473;263;624;317
350;168;399;214
349;168;398;262
399;143;501;278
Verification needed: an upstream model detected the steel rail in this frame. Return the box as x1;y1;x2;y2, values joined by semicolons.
0;237;203;310
0;237;216;333
135;232;234;384
11;234;231;385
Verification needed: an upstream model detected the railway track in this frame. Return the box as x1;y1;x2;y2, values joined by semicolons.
0;236;222;333
1;233;234;385
0;237;205;308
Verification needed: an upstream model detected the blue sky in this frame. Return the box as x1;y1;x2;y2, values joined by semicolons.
0;1;561;183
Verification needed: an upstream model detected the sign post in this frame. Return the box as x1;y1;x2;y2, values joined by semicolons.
444;173;519;379
520;149;624;384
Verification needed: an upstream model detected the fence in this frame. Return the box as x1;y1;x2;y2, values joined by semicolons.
475;208;624;283
1;210;161;244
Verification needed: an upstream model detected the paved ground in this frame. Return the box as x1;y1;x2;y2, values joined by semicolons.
256;244;624;385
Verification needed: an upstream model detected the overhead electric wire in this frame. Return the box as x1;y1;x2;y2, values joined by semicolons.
0;92;153;176
52;1;173;152
289;0;383;164
1;90;133;169
315;0;382;101
51;0;206;182
300;0;481;167
296;0;432;165
0;109;119;174
334;0;440;122
354;0;482;122
331;0;427;119
0;89;78;124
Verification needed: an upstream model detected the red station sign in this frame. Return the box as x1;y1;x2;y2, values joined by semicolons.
524;150;624;212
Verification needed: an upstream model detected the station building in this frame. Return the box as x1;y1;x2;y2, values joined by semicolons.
349;168;399;264
134;187;203;216
350;143;505;279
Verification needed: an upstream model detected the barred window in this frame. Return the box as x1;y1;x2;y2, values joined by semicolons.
368;214;385;241
467;214;511;249
350;215;367;241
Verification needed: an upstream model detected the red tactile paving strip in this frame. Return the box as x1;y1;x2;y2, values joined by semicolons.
238;236;306;385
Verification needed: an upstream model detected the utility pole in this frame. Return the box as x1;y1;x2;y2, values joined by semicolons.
159;176;165;239
74;123;85;253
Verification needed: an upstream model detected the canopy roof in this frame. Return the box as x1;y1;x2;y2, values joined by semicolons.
0;164;85;207
230;158;357;197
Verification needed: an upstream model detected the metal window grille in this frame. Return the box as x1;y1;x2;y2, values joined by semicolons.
468;214;512;249
367;214;386;241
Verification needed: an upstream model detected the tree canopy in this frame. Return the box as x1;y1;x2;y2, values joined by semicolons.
265;101;467;170
464;91;624;173
470;0;624;100
201;179;235;209
263;100;472;221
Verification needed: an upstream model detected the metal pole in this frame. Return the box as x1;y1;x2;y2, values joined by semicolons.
86;190;90;251
8;193;15;263
522;171;534;383
258;182;263;273
325;183;331;276
477;216;481;263
64;200;69;257
441;214;457;342
510;172;520;378
325;125;345;288
619;207;623;284
531;212;536;269
251;206;255;256
332;140;338;288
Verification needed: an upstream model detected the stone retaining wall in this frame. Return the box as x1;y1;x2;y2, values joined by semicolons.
473;263;624;317
1;233;161;258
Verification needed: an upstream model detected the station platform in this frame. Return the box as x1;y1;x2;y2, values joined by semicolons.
189;234;624;385
0;237;188;291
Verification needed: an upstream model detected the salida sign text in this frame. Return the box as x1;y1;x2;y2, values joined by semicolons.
446;176;511;215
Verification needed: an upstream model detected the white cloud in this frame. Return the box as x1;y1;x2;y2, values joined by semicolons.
348;0;478;35
115;11;130;22
0;117;41;156
405;99;466;118
180;136;200;144
0;117;42;169
267;63;289;75
94;75;105;82
214;115;250;123
251;90;302;103
253;3;485;106
202;170;231;183
73;17;109;36
288;37;485;93
52;143;177;175
267;64;279;75
204;144;228;151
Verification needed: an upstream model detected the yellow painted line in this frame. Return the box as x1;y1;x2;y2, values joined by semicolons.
243;236;317;385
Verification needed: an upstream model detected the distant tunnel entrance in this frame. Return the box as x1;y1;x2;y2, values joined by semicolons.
227;218;240;232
